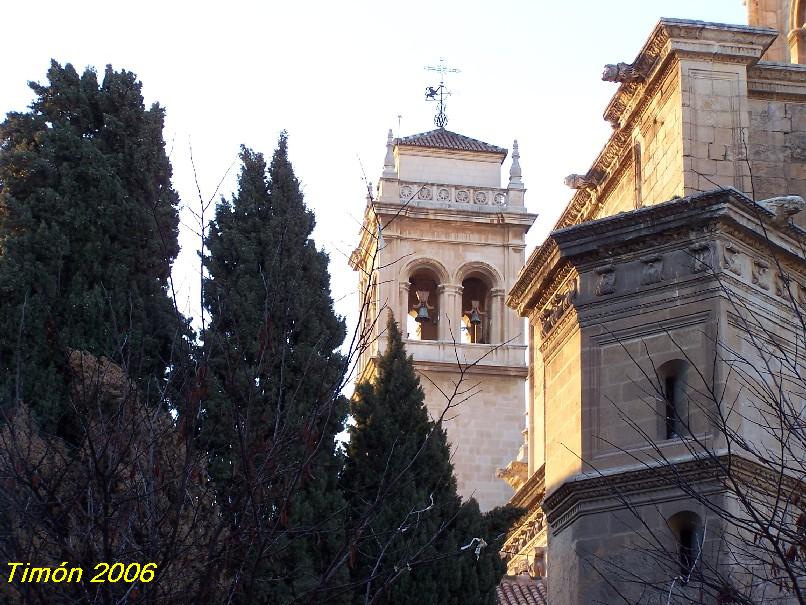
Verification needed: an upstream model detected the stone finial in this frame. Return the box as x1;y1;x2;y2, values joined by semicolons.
602;62;645;84
508;139;523;189
382;128;396;178
758;195;805;227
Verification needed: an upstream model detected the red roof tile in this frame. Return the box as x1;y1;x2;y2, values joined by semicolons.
496;576;548;605
395;128;507;155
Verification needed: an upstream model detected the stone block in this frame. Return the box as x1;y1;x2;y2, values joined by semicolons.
708;143;728;161
695;126;715;143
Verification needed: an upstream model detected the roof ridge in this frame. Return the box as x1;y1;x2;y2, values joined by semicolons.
395;128;508;155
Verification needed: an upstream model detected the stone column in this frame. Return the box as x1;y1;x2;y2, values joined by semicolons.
438;284;462;342
399;281;410;336
491;288;506;344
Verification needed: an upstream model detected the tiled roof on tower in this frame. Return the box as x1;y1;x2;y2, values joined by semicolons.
395;128;508;155
496;577;548;605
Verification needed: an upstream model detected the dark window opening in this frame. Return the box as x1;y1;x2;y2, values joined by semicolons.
665;375;679;439
668;511;703;582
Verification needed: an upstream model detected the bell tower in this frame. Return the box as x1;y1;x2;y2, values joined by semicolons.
350;128;536;510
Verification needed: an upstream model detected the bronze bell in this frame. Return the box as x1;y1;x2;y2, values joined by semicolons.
415;303;431;323
469;308;482;325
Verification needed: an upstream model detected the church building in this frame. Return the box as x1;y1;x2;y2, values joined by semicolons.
353;1;806;603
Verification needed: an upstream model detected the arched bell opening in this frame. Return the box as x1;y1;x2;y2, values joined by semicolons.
461;274;492;344
407;268;440;341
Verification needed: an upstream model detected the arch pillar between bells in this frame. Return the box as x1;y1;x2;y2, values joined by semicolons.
399;281;411;333
491;288;506;344
438;284;463;342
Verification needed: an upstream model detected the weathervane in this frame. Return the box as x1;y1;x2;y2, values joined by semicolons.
424;59;459;129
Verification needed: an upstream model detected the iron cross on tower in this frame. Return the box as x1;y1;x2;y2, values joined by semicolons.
424;59;459;128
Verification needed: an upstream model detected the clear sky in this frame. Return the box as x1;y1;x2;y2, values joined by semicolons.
1;0;748;351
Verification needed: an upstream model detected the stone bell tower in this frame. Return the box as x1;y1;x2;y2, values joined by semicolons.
349;128;536;511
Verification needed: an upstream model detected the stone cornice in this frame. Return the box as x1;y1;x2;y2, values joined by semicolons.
543;454;806;536
508;463;546;510
412;359;529;378
509;189;806;319
748;61;806;101
373;201;536;228
553;189;806;269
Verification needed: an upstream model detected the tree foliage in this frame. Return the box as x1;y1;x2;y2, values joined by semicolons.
201;137;349;603
0;61;185;432
343;317;512;605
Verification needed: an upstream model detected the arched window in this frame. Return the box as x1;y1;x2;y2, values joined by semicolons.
667;511;704;581
658;360;689;439
408;268;440;341
461;274;491;344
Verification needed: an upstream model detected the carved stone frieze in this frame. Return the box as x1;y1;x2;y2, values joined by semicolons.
752;259;770;290
640;254;663;285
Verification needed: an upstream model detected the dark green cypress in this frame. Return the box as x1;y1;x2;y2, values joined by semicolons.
343;317;513;604
0;61;186;430
202;137;349;604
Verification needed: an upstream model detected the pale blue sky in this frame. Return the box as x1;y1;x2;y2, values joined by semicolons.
1;0;748;343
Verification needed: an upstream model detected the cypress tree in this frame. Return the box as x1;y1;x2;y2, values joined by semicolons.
202;137;349;604
0;61;185;429
343;317;513;604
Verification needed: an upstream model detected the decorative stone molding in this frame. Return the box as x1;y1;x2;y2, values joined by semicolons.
595;264;616;296
689;242;713;274
640;254;663;285
752;258;771;290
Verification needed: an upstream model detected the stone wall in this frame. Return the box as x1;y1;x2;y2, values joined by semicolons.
749;98;806;207
396;149;504;188
543;327;582;495
419;370;526;510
